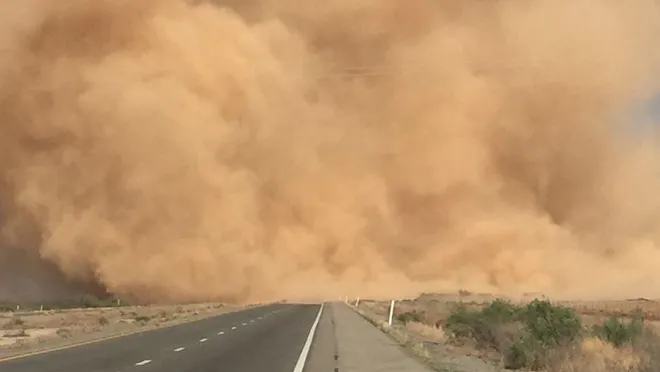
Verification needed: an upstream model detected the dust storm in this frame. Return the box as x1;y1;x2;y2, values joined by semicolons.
0;0;660;304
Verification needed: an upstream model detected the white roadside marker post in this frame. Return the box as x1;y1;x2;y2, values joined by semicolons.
388;300;395;326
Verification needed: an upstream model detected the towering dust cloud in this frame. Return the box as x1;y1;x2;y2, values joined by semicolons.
1;0;660;304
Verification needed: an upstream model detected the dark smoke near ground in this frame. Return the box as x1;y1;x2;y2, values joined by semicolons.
1;0;660;305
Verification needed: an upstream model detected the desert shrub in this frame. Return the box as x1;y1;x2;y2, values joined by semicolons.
444;305;501;349
504;335;547;370
458;289;473;297
481;299;521;323
134;315;150;323
593;315;644;348
500;300;583;370
4;329;28;338
56;328;72;338
396;310;423;324
2;317;25;330
520;300;582;347
445;300;523;349
98;316;109;326
12;317;25;326
445;299;587;370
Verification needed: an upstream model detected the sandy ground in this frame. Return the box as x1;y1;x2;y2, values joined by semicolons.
0;303;246;359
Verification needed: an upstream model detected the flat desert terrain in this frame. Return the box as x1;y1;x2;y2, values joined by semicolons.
0;302;243;359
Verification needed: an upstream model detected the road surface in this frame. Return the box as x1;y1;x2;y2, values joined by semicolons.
0;303;323;372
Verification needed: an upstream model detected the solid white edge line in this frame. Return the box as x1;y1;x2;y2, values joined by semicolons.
292;303;324;372
135;360;152;366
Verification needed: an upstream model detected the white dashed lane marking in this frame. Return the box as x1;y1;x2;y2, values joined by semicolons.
127;311;287;369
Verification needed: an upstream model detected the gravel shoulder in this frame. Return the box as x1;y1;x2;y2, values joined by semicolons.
353;301;501;372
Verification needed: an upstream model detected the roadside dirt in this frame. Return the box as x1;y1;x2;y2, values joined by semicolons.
0;303;244;359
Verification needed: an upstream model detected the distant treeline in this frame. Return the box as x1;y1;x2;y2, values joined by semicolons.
0;295;133;312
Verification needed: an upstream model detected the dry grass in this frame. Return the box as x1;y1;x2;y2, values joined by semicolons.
406;321;446;342
548;337;641;372
0;302;236;354
560;300;660;320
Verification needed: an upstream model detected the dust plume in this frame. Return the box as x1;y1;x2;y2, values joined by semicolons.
1;0;660;304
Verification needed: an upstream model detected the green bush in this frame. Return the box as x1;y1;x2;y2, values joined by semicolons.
481;299;521;323
444;305;501;349
445;300;522;348
446;298;585;370
593;315;644;347
520;300;582;347
504;336;546;371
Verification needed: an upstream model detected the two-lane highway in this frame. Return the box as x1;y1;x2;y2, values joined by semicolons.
0;303;323;372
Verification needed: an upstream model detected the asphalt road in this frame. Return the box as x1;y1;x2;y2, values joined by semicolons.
0;303;323;372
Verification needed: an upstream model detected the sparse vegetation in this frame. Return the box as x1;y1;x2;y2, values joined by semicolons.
593;314;644;348
3;329;27;338
56;328;72;339
359;296;660;372
458;289;473;297
444;299;640;370
443;299;522;351
2;317;25;330
396;310;424;324
134;315;150;323
0;302;233;354
0;295;129;312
